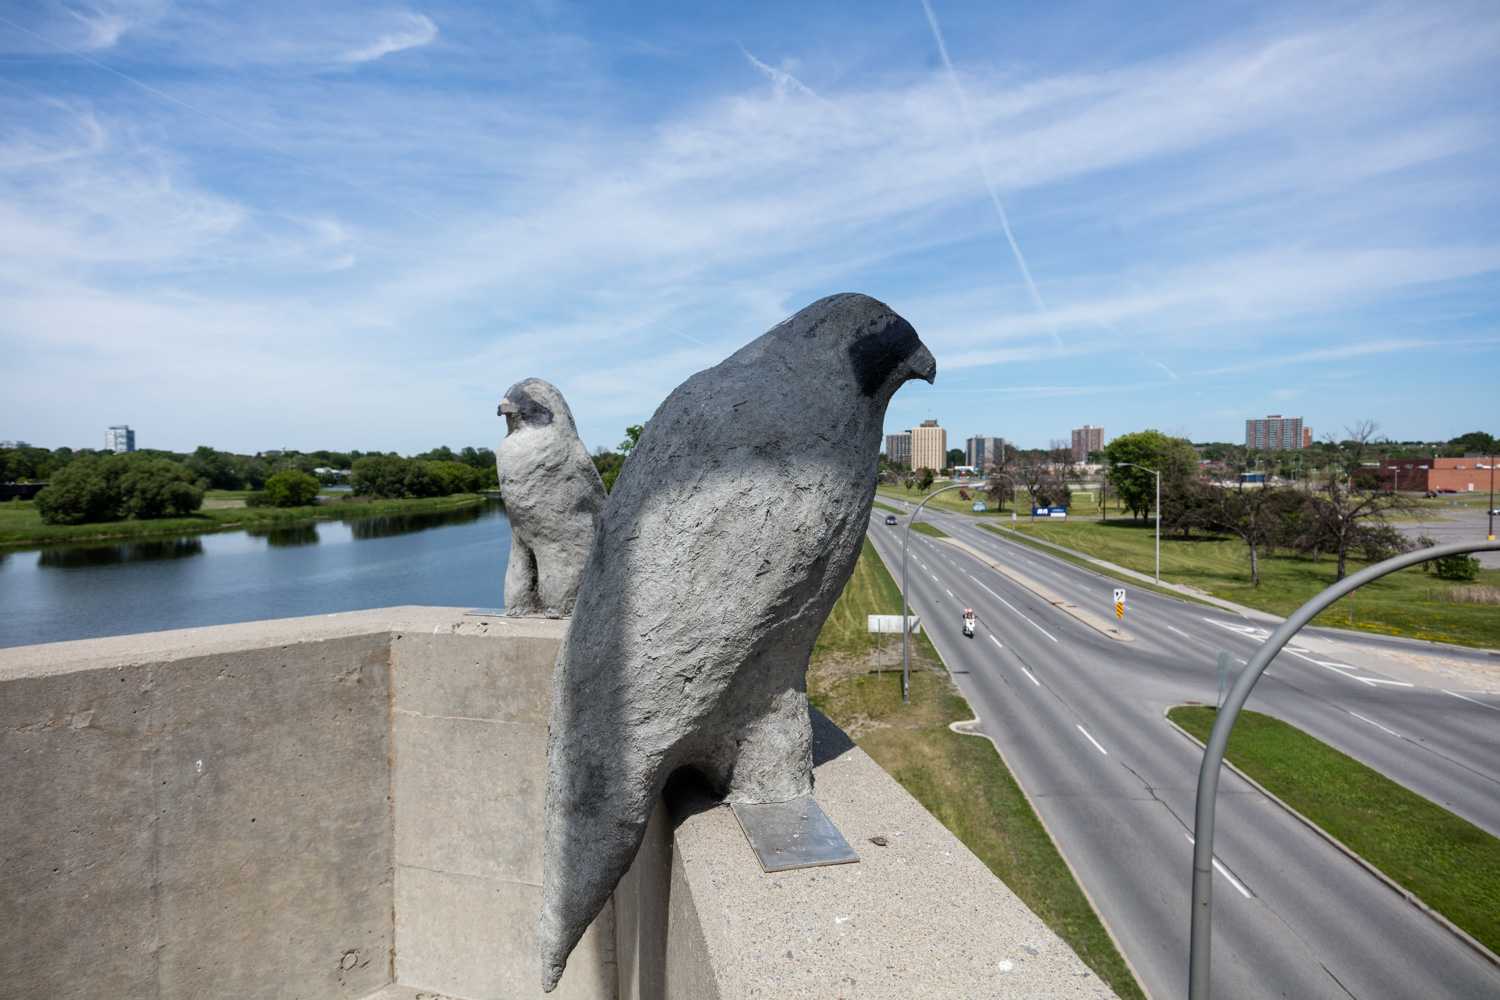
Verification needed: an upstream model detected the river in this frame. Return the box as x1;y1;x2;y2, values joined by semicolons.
0;500;511;648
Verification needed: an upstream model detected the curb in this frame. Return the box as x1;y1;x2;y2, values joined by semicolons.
936;536;1135;641
1162;711;1500;972
950;715;1155;1000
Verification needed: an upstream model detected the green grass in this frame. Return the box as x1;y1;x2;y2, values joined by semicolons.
990;517;1500;649
807;539;1146;1000
1169;707;1500;955
0;493;489;546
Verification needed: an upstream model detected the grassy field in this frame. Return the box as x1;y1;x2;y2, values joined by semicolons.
993;517;1500;648
1170;707;1500;955
808;539;1145;1000
0;493;489;546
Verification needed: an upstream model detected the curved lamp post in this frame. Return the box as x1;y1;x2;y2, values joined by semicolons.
1188;537;1500;1000
900;482;982;704
1115;462;1161;585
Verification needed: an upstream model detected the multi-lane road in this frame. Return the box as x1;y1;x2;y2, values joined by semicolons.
865;503;1500;1000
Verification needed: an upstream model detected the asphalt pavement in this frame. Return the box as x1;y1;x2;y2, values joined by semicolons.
865;505;1500;1000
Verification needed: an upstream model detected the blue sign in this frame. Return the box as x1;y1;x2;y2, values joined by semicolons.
1032;506;1068;518
972;501;986;511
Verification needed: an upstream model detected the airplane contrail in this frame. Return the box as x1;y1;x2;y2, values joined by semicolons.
918;0;1058;346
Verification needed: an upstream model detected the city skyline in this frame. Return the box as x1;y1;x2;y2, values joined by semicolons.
2;1;1496;456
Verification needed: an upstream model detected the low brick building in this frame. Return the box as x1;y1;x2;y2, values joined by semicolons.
1369;456;1498;493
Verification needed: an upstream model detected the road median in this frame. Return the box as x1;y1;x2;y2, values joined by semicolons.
938;536;1135;641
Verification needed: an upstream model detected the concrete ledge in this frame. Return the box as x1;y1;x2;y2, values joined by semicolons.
4;607;1116;1000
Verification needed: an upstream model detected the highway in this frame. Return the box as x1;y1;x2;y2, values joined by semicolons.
864;503;1500;1000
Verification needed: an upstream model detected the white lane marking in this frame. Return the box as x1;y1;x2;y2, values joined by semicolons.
1444;689;1500;712
989;635;1003;648
1020;667;1040;686
972;580;1059;642
1185;834;1252;898
1349;711;1402;737
1167;625;1193;639
1077;725;1108;755
1284;650;1415;687
945;589;954;598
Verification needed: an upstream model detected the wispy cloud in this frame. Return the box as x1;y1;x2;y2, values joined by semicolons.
340;11;436;64
0;1;1496;451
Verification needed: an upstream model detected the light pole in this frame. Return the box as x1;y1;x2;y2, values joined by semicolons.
1116;462;1161;585
901;482;980;704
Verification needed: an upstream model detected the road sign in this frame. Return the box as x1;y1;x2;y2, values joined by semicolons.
1216;652;1234;708
1114;589;1125;619
867;615;921;634
972;501;986;511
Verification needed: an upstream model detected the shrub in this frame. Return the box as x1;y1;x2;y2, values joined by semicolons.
262;470;322;508
1434;554;1481;582
33;454;202;524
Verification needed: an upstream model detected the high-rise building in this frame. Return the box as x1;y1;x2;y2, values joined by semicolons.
885;431;912;468
966;435;1003;469
1244;415;1304;451
911;420;946;472
1070;425;1104;462
106;425;136;453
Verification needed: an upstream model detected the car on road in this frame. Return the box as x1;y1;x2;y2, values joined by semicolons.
884;514;898;525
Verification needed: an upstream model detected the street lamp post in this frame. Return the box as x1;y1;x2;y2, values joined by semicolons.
901;482;980;704
1116;462;1161;585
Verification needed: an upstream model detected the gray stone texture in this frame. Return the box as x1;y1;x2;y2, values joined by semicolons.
539;293;937;990
496;378;607;618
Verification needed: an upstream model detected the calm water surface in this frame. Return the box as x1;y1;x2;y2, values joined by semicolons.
0;501;511;648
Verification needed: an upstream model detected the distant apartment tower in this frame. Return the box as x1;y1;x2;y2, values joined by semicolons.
1244;415;1305;451
885;431;912;468
966;435;1003;469
106;425;136;453
1071;425;1104;462
911;420;947;472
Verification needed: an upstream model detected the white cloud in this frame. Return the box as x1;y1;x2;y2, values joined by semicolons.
341;11;436;64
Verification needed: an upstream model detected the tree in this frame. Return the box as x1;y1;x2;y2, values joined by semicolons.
1103;430;1196;519
118;459;204;519
1443;431;1497;457
1305;421;1417;580
33;457;123;524
262;471;322;508
424;460;482;495
1202;453;1292;586
592;449;625;493
351;454;440;499
33;454;202;524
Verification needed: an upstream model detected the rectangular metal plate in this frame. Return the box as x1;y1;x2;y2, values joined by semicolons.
463;608;506;616
730;796;860;872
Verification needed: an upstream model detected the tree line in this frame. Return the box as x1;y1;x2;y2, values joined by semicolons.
5;443;502;526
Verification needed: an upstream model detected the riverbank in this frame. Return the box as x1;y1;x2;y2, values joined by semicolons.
0;493;493;547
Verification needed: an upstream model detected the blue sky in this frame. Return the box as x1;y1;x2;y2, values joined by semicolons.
1;0;1496;457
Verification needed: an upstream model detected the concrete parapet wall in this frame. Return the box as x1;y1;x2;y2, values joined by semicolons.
2;608;1113;1000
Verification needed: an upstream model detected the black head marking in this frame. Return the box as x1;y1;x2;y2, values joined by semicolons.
848;314;922;397
508;380;554;428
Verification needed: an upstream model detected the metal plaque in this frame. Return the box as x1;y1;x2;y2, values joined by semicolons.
730;796;861;872
463;608;506;617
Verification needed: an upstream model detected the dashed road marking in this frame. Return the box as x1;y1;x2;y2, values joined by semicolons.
1077;725;1108;755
